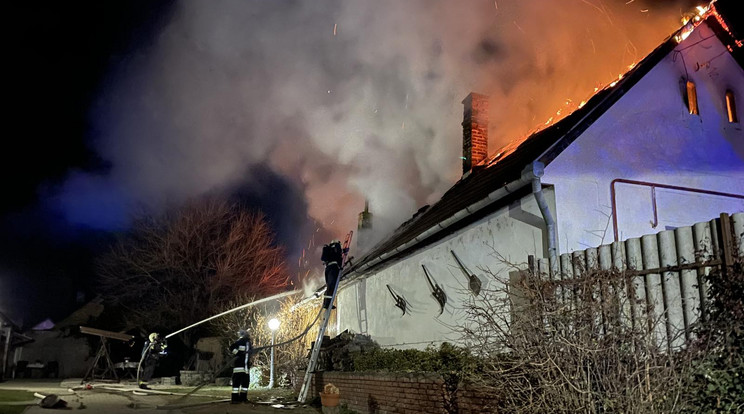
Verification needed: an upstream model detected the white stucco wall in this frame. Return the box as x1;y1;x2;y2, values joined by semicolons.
336;21;743;350
543;21;744;253
337;189;554;349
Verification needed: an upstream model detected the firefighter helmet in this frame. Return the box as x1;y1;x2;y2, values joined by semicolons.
149;332;160;342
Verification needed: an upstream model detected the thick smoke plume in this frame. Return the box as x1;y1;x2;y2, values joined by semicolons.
55;0;697;268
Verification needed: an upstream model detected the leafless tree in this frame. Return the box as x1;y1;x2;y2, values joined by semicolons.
97;198;290;346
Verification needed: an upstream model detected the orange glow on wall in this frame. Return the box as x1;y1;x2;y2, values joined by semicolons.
726;90;738;123
686;81;699;115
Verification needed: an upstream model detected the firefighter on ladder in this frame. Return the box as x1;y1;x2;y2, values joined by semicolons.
321;239;348;309
229;329;252;403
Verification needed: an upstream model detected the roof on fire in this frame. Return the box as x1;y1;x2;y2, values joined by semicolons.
342;1;743;281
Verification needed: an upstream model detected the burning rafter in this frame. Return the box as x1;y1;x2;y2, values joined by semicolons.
482;0;739;172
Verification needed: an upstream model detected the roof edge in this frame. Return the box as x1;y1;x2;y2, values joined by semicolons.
538;38;678;166
343;163;541;280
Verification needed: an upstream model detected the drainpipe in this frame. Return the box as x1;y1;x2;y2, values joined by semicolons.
531;162;558;276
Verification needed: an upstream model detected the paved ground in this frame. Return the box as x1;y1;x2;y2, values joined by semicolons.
0;379;323;414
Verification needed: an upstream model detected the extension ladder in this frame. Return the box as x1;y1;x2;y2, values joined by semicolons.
297;230;353;403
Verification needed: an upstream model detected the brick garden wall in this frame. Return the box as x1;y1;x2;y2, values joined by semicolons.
298;371;499;414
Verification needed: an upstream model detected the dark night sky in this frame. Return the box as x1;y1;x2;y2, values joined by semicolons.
3;0;730;329
1;1;314;327
2;2;166;326
5;2;177;209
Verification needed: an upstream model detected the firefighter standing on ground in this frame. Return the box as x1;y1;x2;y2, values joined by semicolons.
139;332;167;389
229;329;252;403
321;239;347;309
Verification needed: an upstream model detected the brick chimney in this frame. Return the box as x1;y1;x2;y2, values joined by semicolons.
357;200;373;253
462;92;489;175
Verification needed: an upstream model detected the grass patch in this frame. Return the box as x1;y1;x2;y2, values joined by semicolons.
0;389;36;414
0;390;35;402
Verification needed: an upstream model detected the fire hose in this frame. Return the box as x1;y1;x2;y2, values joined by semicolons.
170;305;325;401
164;289;301;339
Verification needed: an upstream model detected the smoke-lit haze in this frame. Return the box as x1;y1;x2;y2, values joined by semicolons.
54;0;697;262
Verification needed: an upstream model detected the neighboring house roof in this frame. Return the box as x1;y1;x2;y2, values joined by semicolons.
53;296;105;330
32;318;55;331
0;311;20;331
343;2;743;281
0;311;34;346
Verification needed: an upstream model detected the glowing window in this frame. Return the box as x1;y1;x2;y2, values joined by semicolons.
726;90;738;123
686;81;699;115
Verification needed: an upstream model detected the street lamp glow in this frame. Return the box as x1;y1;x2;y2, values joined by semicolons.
268;318;280;331
268;317;280;388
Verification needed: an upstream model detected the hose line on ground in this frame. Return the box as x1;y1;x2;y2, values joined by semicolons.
172;305;324;402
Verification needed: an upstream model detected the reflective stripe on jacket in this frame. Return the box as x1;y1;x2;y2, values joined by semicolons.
229;336;252;370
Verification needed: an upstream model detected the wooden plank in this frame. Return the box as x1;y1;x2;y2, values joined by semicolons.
658;230;683;350
674;226;698;339
624;260;721;276
733;212;744;257
625;238;643;331
586;248;599;271
642;234;666;350
79;326;133;342
559;253;571;304
611;241;626;271
719;213;734;272
612;241;631;329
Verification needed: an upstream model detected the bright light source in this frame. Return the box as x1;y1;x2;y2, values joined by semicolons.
268;318;280;331
676;23;695;43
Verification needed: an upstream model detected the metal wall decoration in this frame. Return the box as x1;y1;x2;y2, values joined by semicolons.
450;250;482;296
386;284;410;316
422;265;447;315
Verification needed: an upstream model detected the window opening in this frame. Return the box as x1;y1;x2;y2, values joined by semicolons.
686;81;699;115
726;90;738;123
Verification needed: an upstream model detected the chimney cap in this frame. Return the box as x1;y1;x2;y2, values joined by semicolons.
462;92;489;105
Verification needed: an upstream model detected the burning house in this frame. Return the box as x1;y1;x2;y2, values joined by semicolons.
334;1;743;348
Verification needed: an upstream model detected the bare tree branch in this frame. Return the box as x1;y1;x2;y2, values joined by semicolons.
96;198;290;346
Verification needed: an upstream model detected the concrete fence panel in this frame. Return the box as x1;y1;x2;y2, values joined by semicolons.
530;213;740;350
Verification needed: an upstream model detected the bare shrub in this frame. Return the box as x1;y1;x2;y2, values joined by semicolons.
679;258;744;412
459;258;684;413
212;294;325;387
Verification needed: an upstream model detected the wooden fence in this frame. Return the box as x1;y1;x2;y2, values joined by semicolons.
528;212;744;350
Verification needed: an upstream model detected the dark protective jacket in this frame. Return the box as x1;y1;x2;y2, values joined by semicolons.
229;336;252;372
321;241;347;308
321;241;343;266
142;338;167;360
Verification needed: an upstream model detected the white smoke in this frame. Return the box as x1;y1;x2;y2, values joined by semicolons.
55;0;693;243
